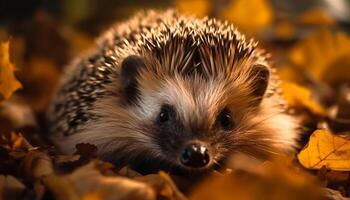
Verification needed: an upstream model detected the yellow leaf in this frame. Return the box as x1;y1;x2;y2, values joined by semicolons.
289;30;350;85
176;0;210;17
0;41;22;101
221;0;273;34
298;129;350;171
281;82;326;115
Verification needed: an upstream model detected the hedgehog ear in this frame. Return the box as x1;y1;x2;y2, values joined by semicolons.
120;55;145;104
250;64;270;104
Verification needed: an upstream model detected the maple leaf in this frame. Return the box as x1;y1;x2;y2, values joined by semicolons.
298;129;350;171
0;41;22;101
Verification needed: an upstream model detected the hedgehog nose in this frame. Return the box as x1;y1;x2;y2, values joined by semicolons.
180;143;209;168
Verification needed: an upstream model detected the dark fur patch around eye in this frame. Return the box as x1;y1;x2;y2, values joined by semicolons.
250;64;270;104
120;55;145;105
217;107;235;131
156;104;177;125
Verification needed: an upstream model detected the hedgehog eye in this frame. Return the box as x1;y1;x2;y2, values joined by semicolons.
158;104;175;123
217;108;234;130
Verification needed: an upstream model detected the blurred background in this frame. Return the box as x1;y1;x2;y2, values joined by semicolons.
1;0;350;144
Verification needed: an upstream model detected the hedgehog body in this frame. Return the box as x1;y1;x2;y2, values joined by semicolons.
47;10;298;173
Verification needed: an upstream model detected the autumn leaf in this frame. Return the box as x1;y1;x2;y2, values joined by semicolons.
0;175;25;200
289;30;350;86
281;82;326;115
0;41;22;101
136;172;187;200
221;0;273;34
190;153;324;200
44;162;156;200
298;129;350;171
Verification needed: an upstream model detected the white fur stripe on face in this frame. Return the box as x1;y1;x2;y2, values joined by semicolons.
137;73;233;129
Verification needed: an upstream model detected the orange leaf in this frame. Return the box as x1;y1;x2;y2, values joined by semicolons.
298;129;350;171
0;41;22;101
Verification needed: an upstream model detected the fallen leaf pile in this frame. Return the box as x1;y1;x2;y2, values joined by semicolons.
1;0;350;199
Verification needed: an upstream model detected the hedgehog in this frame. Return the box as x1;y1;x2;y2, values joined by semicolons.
47;10;298;174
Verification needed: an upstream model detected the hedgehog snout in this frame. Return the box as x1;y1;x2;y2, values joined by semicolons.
180;142;210;168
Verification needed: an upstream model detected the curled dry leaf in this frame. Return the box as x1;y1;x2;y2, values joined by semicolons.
0;41;22;101
22;150;54;180
298;129;350;171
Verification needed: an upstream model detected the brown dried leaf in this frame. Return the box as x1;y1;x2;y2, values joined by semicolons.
298;129;350;171
22;150;54;180
44;162;156;200
191;153;325;200
136;172;187;200
0;175;25;200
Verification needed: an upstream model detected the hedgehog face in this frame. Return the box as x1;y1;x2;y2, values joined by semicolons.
115;54;281;171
